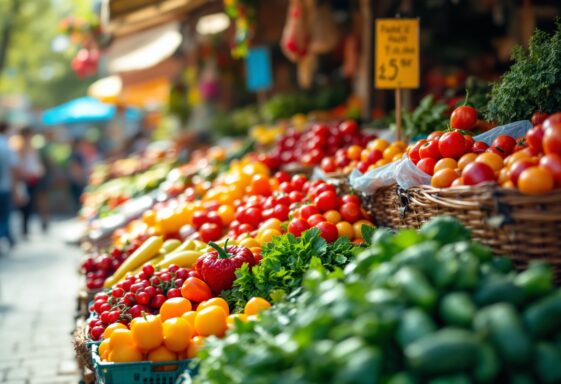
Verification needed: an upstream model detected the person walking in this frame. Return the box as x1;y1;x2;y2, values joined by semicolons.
16;127;45;239
0;121;19;248
67;138;87;212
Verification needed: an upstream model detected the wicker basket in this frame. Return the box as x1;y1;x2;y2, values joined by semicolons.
323;171;352;195
73;320;96;372
364;183;561;272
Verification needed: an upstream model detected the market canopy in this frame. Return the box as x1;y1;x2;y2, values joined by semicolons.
42;96;142;126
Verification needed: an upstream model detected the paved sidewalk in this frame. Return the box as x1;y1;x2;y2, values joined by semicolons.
0;219;82;384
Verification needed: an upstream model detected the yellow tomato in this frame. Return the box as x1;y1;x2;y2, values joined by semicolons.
336;221;354;239
324;210;342;224
476;153;504;172
163;317;193;352
109;346;143;363
130;314;163;351
244;297;272;316
147;345;177;362
109;329;136;350
99;338;111;360
160;297;193;321
217;204;235;225
258;228;282;244
369;139;390;152
197;298;230;316
353;220;375;240
102;323;127;340
458;153;477;170
227;314;248;327
505;150;531;167
383;146;401;160
258;218;282;232
186;336;205;359
181;311;197;328
239;237;260;248
434;158;458;172
194;306;228;337
393;140;408;150
347;145;363;161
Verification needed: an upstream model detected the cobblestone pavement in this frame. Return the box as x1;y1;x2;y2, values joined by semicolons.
0;218;83;384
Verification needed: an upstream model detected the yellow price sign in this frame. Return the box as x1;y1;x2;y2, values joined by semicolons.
375;18;420;89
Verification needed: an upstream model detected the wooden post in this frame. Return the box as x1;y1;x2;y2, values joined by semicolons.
395;88;401;141
361;0;374;122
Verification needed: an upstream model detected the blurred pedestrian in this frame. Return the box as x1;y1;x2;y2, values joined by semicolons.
0;121;19;248
68;138;87;211
37;129;56;233
16;127;45;239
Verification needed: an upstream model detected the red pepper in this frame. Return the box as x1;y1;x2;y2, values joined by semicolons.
195;240;256;294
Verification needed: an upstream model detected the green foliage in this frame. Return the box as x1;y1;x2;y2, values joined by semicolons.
221;228;359;312
486;24;561;124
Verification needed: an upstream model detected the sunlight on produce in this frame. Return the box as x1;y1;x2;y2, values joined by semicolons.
0;1;561;383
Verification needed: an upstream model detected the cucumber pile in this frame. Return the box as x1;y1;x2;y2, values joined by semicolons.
194;217;561;384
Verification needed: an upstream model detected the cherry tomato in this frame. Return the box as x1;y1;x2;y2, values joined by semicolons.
307;214;326;227
438;132;466;159
205;211;223;226
199;223;222;243
427;130;444;141
543;121;561;156
450;105;477;130
475;152;503;172
135;291;150;305
180;277;212;302
539;154;561;187
417;158;437;176
274;171;291;184
321;157;337;173
464;135;474;152
486;146;508;159
432;168;459;188
434;158;458;172
299;204;320;220
531;111;549;126
315;222;338;242
472;141;489;154
419;140;441;160
237;207;262;228
191;211;208;229
339;120;359;136
518;166;554;195
341;194;361;205
462;162;496;186
526;124;544;153
492;135;517;156
408;139;427;164
314;191;339;212
508;159;537;185
340;202;362;223
287;218;310;237
112;288;124;298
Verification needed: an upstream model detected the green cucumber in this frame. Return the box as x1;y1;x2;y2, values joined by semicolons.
405;328;481;375
427;374;471;384
386;372;418;384
514;261;553;299
394;266;437;311
474;343;500;383
439;292;476;328
474;303;532;366
474;277;526;307
397;308;436;348
523;292;561;338
453;257;479;290
534;343;561;384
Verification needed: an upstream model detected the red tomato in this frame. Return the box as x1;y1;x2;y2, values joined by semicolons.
408;139;427;164
340;203;362;223
472;141;489;154
464;135;474;152
339;120;359;136
526;124;544;153
321;157;337;173
540;154;561;187
199;223;222;243
427;131;445;141
314;191;340;212
274;171;291;184
299;205;320;220
366;150;383;165
287;218;310;237
291;175;308;191
508;159;537;185
307;214;326;227
341;194;361;205
236;207;262;228
206;211;223;227
531;111;549;126
492;135;517;156
357;162;369;174
450;105;477;130
544;113;561;130
192;211;209;229
462;162;496;185
487;146;508;158
419;140;442;160
513;138;527;152
417;158;437;176
315;222;338;242
438;132;466;159
543;122;561;156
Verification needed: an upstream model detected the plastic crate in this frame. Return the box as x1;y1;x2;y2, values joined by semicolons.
92;345;195;384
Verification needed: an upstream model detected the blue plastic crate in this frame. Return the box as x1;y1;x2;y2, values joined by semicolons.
92;345;196;384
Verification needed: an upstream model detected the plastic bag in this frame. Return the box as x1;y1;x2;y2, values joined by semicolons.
350;160;402;194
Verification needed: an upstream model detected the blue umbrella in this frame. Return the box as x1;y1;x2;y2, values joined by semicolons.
42;96;142;126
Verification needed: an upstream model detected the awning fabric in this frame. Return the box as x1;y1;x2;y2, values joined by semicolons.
42;97;142;126
106;22;182;73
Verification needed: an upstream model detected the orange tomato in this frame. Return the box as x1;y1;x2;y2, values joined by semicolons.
393;140;408;150
181;277;213;303
147;345;177;362
518;166;554;195
163;317;193;352
99;338;111;360
324;210;342;224
194;306;228;337
431;168;459;188
498;168;510;184
336;221;355;239
457;153;477;170
102;323;127;340
434;158;458;172
109;329;136;350
383;146;401;160
244;297;271;316
249;174;272;196
187;336;205;359
130;314;163;351
160;297;193;321
353;220;375;240
227;314;248;327
360;149;371;162
505;150;531;167
217;205;235;225
197;297;230;315
502;180;515;189
181;311;197;328
258;228;282;244
258;218;282;232
347;145;363;161
451;177;463;187
238;237;260;249
269;177;280;191
475;152;504;172
375;158;391;167
392;153;404;162
109;346;143;363
369;139;390;152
